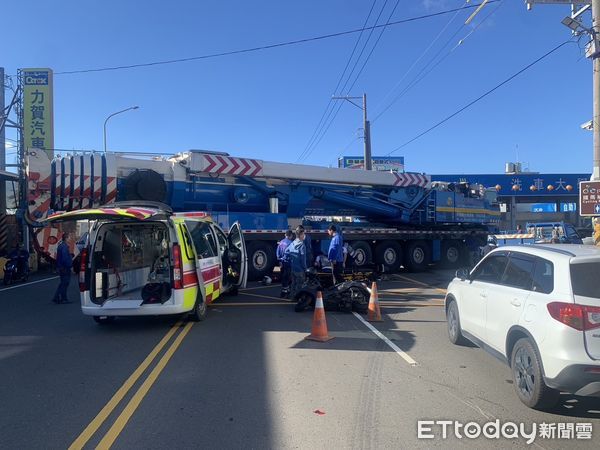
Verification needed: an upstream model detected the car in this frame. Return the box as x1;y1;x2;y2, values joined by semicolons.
445;244;600;410
47;202;248;324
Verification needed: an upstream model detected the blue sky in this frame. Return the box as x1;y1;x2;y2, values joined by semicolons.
2;0;595;174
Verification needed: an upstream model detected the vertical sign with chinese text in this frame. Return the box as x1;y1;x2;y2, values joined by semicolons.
23;68;54;158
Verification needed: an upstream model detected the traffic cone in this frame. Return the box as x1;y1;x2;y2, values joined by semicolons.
367;281;383;322
305;291;334;342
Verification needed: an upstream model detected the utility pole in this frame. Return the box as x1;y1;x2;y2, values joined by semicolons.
333;93;372;170
526;1;600;242
592;0;600;180
1;67;6;214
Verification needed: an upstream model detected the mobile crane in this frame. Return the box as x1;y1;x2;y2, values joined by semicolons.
26;149;499;279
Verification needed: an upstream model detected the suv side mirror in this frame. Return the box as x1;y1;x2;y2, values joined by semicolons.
456;267;470;281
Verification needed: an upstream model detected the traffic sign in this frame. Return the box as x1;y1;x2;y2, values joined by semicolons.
579;180;600;216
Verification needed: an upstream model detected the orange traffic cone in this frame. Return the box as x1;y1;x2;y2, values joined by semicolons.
367;281;383;322
305;291;334;342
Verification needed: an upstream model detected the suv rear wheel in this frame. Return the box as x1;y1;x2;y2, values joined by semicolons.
511;338;559;410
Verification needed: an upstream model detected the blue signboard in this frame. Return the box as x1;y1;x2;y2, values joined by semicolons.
431;173;589;197
560;202;577;212
340;156;405;172
530;203;557;213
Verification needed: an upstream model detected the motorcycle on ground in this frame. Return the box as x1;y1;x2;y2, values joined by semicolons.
294;267;371;313
3;256;29;285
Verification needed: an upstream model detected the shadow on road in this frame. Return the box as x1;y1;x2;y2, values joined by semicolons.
550;394;600;419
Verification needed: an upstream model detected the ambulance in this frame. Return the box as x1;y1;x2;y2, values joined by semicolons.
46;202;247;324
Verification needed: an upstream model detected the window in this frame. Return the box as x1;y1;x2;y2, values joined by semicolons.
502;254;535;290
185;221;216;258
564;224;579;239
531;258;554;294
179;225;195;261
570;262;600;299
214;227;228;255
472;254;508;284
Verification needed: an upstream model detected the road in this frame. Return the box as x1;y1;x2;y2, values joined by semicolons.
0;269;599;449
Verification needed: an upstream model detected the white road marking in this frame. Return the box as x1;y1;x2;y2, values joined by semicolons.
352;312;418;366
0;276;59;292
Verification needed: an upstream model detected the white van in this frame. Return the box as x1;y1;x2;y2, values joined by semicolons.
47;202;247;324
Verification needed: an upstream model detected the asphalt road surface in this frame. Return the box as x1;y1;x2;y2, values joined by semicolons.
1;269;599;449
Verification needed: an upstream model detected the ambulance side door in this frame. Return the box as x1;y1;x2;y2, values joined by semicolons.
185;220;222;303
210;225;228;287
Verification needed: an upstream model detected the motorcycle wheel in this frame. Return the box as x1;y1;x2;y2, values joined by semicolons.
350;286;370;313
295;293;314;313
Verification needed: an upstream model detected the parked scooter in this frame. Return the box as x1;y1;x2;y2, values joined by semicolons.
294;267;370;313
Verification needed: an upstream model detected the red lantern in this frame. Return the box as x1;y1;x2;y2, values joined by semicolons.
547;185;555;191
566;184;573;191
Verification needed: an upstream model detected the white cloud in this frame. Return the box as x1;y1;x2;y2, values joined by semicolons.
422;0;452;11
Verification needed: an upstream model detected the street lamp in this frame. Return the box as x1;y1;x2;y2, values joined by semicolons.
103;106;139;153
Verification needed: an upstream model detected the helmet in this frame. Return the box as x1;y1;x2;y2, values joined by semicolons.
262;276;272;286
487;235;497;245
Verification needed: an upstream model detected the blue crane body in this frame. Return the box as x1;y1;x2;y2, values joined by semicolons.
26;150;499;279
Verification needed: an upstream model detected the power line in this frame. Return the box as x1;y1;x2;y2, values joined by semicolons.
55;2;496;76
385;40;573;156
298;0;402;163
297;0;379;163
297;0;391;163
373;0;503;124
372;1;469;119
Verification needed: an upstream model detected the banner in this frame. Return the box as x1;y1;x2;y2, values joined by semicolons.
22;68;54;158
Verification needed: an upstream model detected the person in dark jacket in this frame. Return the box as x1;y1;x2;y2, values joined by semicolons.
52;232;73;304
276;230;293;297
8;243;30;278
302;227;313;268
327;224;344;284
284;227;307;299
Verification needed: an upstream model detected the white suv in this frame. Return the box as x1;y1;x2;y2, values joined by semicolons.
445;244;600;409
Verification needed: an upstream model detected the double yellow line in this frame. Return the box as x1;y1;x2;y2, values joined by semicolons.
69;321;194;450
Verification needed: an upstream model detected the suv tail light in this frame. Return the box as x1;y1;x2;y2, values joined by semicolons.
547;302;600;331
79;247;88;292
173;244;183;290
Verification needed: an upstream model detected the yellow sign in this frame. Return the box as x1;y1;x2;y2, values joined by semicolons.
22;68;54;157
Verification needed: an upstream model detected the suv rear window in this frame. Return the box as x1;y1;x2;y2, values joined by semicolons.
570;262;600;299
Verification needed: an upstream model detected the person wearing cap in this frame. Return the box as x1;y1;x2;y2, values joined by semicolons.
52;232;73;304
480;235;497;258
327;224;344;284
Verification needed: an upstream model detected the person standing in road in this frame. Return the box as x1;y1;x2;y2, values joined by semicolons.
464;231;481;268
52;232;73;304
276;230;293;298
327;224;344;284
302;227;313;268
284;226;307;300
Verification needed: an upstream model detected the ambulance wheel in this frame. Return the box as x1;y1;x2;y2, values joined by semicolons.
246;241;275;281
93;316;115;325
189;295;207;322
